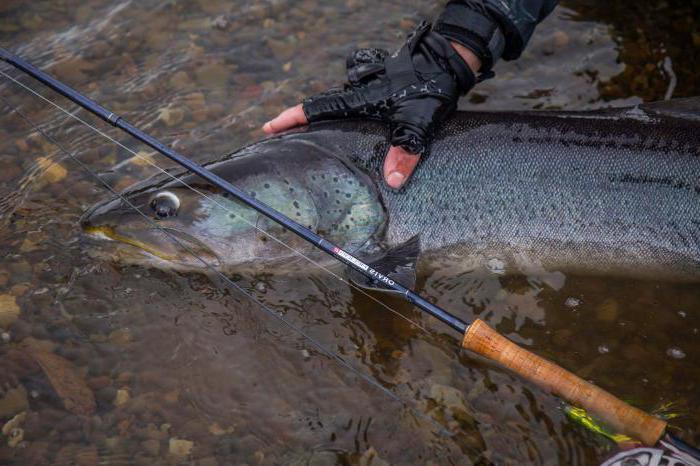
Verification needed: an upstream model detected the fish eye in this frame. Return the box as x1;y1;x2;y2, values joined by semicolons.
149;191;180;219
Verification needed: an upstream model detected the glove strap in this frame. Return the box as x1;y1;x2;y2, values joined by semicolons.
433;1;505;76
423;32;476;94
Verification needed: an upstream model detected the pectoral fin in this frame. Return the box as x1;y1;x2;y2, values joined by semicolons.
348;235;420;292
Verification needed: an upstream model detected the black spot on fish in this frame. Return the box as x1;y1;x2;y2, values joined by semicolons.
345;193;351;198
335;189;340;194
323;191;328;198
289;187;295;193
264;183;270;189
333;177;338;182
296;212;301;216
335;200;340;204
229;214;236;219
283;179;290;184
293;201;299;208
250;191;256;197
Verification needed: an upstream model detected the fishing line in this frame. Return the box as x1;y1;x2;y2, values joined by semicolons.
0;88;454;439
0;67;432;335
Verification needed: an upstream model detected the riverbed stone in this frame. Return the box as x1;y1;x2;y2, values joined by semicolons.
141;438;160;456
114;388;130;407
37;157;68;184
168;437;194;458
595;298;619;322
0;294;20;328
0;386;28;419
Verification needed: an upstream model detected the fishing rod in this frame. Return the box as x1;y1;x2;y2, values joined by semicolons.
0;47;668;446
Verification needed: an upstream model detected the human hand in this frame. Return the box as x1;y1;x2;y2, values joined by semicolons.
263;23;481;189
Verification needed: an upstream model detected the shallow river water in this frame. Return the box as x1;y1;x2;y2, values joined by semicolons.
0;1;699;465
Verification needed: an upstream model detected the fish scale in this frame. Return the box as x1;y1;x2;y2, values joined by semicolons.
282;102;700;280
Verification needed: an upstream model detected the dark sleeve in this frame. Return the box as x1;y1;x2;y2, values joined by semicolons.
484;0;559;59
434;0;559;71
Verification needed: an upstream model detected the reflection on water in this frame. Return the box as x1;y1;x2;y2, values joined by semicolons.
0;0;698;464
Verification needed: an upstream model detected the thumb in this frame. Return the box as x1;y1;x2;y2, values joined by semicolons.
383;145;420;189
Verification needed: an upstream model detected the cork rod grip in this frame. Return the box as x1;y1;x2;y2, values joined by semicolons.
462;319;666;446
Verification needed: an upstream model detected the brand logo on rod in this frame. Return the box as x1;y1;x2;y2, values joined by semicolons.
332;247;395;287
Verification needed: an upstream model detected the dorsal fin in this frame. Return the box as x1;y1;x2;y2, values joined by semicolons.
348;235;420;292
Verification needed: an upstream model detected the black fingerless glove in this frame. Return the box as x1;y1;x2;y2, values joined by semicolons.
302;22;476;158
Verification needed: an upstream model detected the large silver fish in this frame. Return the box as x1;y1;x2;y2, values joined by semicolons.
82;99;700;282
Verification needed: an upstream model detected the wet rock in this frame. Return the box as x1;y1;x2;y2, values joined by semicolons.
104;436;120;451
666;347;686;359
144;423;167;441
157;105;185;127
87;376;111;391
141;439;160;456
163;389;179;404
2;412;26;447
21;439;49;464
552;329;572;347
564;297;581;309
199;457;219;466
208;422;234;436
169;437;194;459
0;294;20;328
74;444;98;466
169;71;192;90
108;328;132;346
114;388;130;407
0;386;28;418
429;384;468;414
359;446;389;466
595;298;619;322
21;337;55;353
195;63;230;88
211;15;229;30
37;157;68;184
28;350;96;416
96;386;117;406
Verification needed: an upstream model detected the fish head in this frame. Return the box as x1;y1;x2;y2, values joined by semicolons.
81;137;387;272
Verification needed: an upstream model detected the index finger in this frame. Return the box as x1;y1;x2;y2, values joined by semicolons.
263;104;308;134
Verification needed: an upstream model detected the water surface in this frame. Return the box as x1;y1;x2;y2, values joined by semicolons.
0;1;698;465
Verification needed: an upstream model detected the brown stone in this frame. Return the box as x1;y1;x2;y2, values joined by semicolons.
28;350;96;416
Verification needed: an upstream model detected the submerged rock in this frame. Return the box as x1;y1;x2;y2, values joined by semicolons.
36;157;68;184
0;294;20;328
666;347;686;359
2;411;26;448
114;388;130;407
169;437;194;459
27;350;96;416
0;386;29;419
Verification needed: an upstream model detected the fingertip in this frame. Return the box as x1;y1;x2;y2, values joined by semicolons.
263;104;308;135
383;145;419;189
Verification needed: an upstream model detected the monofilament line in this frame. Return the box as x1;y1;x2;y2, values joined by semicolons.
0;67;431;335
0;84;454;438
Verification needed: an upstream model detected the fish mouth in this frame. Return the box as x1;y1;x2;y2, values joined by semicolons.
83;224;221;267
